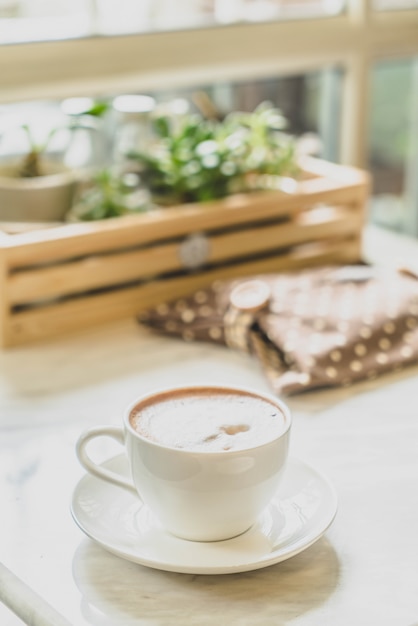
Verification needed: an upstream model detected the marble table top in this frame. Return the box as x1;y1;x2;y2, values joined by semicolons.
1;225;418;626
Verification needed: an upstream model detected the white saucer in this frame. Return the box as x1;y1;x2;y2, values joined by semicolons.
71;455;337;575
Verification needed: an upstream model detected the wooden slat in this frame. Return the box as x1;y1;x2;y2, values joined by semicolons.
299;156;370;186
1;160;367;269
8;206;363;305
0;255;8;343
210;205;363;262
0;192;301;267
2;237;361;347
8;244;182;305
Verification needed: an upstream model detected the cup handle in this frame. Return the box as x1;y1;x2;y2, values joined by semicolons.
76;426;138;495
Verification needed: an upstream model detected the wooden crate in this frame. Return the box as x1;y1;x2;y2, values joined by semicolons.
0;157;370;347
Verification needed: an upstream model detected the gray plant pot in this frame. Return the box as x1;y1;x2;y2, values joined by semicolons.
0;161;77;223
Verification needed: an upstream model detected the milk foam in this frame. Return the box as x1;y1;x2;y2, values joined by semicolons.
130;389;285;452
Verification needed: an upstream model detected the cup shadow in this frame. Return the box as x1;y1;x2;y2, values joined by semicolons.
72;536;341;625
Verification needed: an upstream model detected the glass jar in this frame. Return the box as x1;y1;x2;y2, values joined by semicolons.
111;94;156;163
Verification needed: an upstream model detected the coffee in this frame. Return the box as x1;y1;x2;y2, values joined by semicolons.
129;386;286;452
77;384;291;541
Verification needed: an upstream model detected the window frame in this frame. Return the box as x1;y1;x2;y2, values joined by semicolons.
0;1;417;171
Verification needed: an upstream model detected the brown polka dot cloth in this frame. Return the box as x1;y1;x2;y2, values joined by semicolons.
138;265;418;395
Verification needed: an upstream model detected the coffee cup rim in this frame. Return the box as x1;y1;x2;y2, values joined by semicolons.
123;383;291;454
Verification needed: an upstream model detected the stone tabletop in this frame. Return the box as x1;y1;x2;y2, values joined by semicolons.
1;225;418;626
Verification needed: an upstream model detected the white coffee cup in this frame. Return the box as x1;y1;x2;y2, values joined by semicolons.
76;385;291;542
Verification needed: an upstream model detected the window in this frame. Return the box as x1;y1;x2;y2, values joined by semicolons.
0;1;346;44
1;0;418;235
369;57;418;235
374;0;418;9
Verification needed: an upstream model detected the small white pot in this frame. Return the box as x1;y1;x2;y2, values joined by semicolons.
0;161;77;223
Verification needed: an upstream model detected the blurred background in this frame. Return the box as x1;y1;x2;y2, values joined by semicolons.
1;0;417;233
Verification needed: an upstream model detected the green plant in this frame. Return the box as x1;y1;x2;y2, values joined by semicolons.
128;101;298;206
14;100;110;179
67;169;150;221
17;124;60;178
